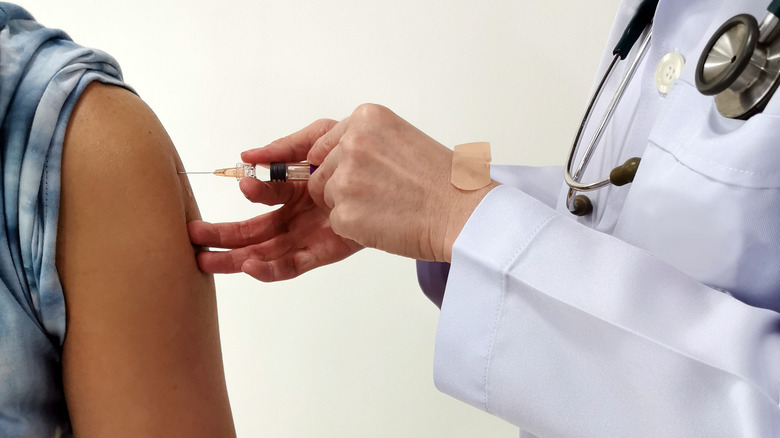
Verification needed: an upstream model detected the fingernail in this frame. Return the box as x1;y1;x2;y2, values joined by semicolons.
240;149;257;162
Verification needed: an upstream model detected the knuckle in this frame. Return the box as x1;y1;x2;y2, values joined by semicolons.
329;171;357;199
329;204;359;238
279;256;298;279
247;245;267;262
308;183;325;206
339;132;372;166
348;142;371;165
238;220;254;241
353;103;375;119
353;103;389;121
329;208;347;236
313;118;337;135
334;170;360;197
291;252;314;274
228;251;244;272
340;130;364;151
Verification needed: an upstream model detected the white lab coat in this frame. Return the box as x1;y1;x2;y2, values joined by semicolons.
433;0;780;436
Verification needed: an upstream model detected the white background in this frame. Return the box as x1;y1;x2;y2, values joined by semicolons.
18;1;620;436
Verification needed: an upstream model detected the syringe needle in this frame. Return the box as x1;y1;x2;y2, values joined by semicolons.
178;169;244;177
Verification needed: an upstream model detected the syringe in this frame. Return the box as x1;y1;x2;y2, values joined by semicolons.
180;161;317;182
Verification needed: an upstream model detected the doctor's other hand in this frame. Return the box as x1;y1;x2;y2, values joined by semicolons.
188;119;364;282
306;104;499;262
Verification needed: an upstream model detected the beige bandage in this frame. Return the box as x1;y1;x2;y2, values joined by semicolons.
451;142;492;190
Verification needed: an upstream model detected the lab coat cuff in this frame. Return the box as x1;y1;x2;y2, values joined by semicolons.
415;165;563;309
433;184;557;412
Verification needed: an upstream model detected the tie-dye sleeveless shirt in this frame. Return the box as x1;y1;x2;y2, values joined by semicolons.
0;4;128;436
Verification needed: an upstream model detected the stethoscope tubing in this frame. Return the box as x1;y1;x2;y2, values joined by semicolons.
565;29;653;212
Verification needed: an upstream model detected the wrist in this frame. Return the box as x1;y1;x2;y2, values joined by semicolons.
440;180;500;262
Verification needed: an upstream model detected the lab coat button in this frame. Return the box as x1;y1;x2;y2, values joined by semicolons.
654;52;685;95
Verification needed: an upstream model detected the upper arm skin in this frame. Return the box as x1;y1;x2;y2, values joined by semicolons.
57;83;235;437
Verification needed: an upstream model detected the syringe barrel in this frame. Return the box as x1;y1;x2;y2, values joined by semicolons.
269;162;315;181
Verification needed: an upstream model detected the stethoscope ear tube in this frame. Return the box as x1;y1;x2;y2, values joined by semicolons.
565;29;653;216
770;0;780;17
565;0;658;216
613;0;659;59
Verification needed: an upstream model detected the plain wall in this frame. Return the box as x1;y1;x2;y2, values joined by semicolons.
17;1;621;436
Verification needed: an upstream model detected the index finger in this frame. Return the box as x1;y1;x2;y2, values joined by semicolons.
306;117;349;166
241;118;338;164
188;215;282;249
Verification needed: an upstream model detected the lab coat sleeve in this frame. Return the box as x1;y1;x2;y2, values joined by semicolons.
433;184;780;437
488;164;563;209
416;165;563;307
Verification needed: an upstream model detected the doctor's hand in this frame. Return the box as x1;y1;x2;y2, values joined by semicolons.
188;119;364;282
306;104;499;262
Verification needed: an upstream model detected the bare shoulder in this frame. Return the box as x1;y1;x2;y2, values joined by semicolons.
60;82;198;220
57;83;235;437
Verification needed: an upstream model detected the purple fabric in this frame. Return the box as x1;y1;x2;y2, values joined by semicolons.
416;260;450;308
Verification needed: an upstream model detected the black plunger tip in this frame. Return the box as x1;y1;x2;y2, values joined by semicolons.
270;162;287;181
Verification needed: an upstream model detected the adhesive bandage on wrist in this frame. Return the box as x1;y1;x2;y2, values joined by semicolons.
451;142;492;190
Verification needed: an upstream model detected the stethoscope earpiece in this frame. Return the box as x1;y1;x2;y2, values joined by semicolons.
571;195;593;217
569;157;641;217
609;157;642;187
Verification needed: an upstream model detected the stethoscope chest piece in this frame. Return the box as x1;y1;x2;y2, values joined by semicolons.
695;12;780;119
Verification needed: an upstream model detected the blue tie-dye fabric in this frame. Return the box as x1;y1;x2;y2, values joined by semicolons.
0;4;128;436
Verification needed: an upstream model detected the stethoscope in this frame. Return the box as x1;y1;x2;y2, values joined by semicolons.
565;0;780;216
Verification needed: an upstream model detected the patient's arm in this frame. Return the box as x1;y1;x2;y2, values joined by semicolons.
56;83;235;437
